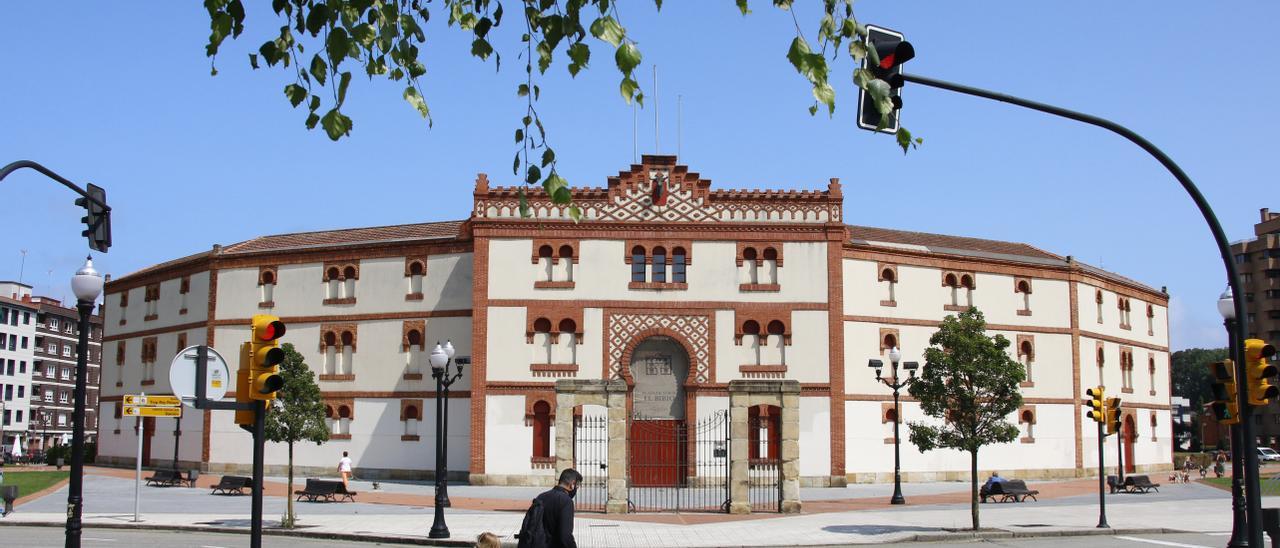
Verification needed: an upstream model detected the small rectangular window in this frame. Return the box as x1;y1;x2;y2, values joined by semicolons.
21;336;27;349
49;318;58;330
23;312;29;324
673;251;687;283
652;249;667;283
631;251;646;282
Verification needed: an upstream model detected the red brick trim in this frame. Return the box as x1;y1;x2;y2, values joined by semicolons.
524;392;557;421
530;364;579;377
626;240;694;264
524;306;584;343
207;309;471;328
144;283;161;303
405;293;424;301
319;374;355;382
403;373;423;380
103;320;210;342
179;275;191;295
879;300;897;307
401;435;420;441
880;402;901;424
257;266;278;286
322;398;355;419
1017;334;1035;388
943;304;968;312
322;261;360;281
734;310;792;345
330;434;352;440
736;242;784;267
1017;309;1032;316
469;237;490;475
399;399;424;421
257;301;274;309
140;379;156;386
534;281;576;289
628;282;688;290
493;299;826;311
322;297;357;306
143;314;158;322
1018;405;1037;444
879;328;900;352
531;240;580;264
404;257;428;276
876;263;898;282
616;324;707;387
739;364;787;378
402;320;426;351
319;323;358;352
1069;278;1083;469
825;229;846;478
739;283;781;292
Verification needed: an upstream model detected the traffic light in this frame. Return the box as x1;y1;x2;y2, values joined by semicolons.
1084;386;1106;424
1244;338;1278;406
234;344;254;428
1208;360;1241;425
74;183;111;253
247;315;286;401
1105;397;1122;436
857;25;915;133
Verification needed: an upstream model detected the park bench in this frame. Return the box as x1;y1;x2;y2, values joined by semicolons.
144;469;182;487
1124;475;1160;493
295;479;357;502
210;475;252;495
1001;479;1039;502
1107;475;1123;494
180;469;199;488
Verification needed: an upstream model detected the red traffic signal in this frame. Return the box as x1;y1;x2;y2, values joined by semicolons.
256;319;286;341
858;25;915;134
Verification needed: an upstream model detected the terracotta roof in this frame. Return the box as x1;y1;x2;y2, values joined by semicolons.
0;295;38;310
221;220;466;255
847;225;1063;263
111;249;215;286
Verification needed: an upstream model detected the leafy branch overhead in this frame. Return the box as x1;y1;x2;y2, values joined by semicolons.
204;0;921;214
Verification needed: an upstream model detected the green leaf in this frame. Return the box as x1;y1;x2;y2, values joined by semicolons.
568;205;582;223
895;127;921;155
735;0;751;15
305;3;329;36
515;128;524;144
567;43;590;76
518;188;531;217
284;84;307;107
518;84;530;97
619;76;639;104
536;41;553;73
309;95;321;112
848;40;868;62
326;27;350;65
813;82;835;116
320;108;352;140
351;23;376;47
615;43;642;74
526;165;542;185
336;71;352;105
403;86;430;119
471;38;494;60
589;16;625;47
259;41;280;66
309;54;328;86
544;173;570;204
248;53;260;69
541;148;555;167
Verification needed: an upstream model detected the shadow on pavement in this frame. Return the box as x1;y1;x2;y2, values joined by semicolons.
821;524;943;535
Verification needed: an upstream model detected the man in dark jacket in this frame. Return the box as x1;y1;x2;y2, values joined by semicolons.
536;468;583;548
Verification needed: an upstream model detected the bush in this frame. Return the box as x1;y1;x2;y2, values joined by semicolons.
44;445;70;467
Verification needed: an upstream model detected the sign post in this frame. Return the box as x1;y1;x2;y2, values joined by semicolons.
133;392;143;523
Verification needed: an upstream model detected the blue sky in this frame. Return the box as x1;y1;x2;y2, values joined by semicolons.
1;2;1275;350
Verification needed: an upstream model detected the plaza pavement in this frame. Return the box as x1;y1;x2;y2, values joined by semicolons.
0;466;1245;546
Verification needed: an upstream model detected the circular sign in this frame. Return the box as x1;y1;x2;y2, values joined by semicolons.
169;345;230;408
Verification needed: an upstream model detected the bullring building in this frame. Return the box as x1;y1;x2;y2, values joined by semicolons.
96;156;1173;507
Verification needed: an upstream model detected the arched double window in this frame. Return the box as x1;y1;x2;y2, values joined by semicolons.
407;260;426;295
1015;279;1032;314
880;267;898;304
260;270;276;305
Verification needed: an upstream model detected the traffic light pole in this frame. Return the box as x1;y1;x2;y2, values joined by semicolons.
192;346;266;548
1226;319;1249;548
901;72;1261;546
1097;421;1108;529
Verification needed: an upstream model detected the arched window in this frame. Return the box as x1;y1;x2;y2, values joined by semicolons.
337;404;352;435
1020;340;1035;383
557;319;578;364
652;247;667;283
538;245;554;282
761;247;779;284
406;329;423;374
1146;304;1155;335
342;266;358;299
559;245;575;282
944;273;960;306
404;405;420;437
742;247;759;284
340;331;355;375
324;404;336;433
260;270;275;304
1016;279;1031;313
672;247;687;283
326;267;341;299
323;331;338;375
1149;355;1158;395
533;318;553;364
1096;290;1105;323
881;267;897;303
631;246;647;282
408;260;425;294
532;400;552;458
1020;409;1035;442
766;320;787;365
883;333;898;354
742;320;762;365
960;274;975;306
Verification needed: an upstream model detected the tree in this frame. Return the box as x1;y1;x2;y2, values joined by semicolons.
1171;347;1227;451
202;0;921;218
906;308;1024;531
263;343;330;528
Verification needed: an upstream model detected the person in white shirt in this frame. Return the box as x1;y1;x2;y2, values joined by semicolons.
338;451;353;487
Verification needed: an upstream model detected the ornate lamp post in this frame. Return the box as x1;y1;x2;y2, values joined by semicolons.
1218;288;1248;548
66;257;103;548
869;347;919;505
428;340;463;539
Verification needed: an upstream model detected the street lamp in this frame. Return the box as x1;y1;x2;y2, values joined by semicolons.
1218;287;1248;548
66;256;103;548
428;340;464;539
870;347;919;505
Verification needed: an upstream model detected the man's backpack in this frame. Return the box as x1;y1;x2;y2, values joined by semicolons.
515;497;549;548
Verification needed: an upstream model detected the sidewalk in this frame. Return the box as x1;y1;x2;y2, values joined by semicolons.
0;469;1239;546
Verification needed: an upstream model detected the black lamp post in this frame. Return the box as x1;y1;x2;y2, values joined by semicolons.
1218;288;1248;548
870;347;919;505
66;257;103;548
428;340;463;539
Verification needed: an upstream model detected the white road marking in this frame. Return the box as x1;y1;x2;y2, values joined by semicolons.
1115;536;1214;548
83;538;116;542
1204;532;1232;536
200;545;230;548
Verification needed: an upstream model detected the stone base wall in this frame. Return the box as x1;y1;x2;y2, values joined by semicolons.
845;462;1175;484
93;457;469;482
468;473;557;487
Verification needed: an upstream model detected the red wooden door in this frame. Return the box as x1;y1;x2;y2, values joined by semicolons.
630;420;683;487
1123;417;1136;473
141;417;155;467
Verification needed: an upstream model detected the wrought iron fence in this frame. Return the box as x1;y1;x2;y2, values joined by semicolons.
627;411;731;513
573;414;609;513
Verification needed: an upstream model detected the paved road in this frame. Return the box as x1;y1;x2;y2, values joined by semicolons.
898;531;1237;548
0;526;393;547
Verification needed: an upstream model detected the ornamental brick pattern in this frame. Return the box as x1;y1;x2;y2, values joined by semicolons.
607;312;711;383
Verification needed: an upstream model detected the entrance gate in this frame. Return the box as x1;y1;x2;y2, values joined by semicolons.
627;411;732;513
572;414;609;513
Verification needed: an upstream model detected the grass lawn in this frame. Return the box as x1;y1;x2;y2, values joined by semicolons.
1201;476;1280;496
0;470;69;498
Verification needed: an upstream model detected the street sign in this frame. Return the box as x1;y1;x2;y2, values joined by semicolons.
123;395;181;407
169;345;230;408
123;406;182;418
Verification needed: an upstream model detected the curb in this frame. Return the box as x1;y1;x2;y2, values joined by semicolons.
0;520;1187;546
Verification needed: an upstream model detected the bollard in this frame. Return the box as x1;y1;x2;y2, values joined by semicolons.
1;485;18;516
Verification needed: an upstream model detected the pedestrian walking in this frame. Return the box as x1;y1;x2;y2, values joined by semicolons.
337;451;353;488
517;468;582;548
475;532;501;548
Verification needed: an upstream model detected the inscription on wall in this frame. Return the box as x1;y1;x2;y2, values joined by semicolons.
630;336;689;420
